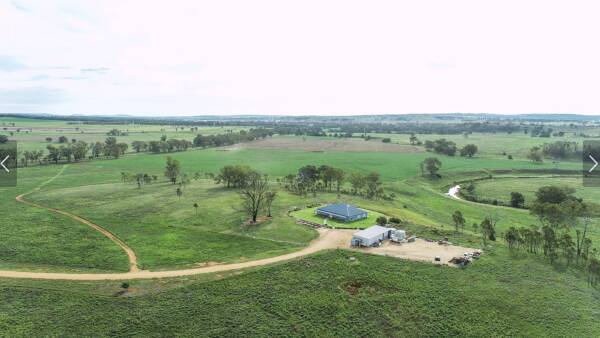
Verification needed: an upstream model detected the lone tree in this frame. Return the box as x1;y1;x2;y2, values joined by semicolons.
265;191;277;217
510;192;525;208
176;187;183;199
421;157;442;177
452;210;465;233
240;172;269;223
164;156;181;184
193;202;199;215
460;144;478;157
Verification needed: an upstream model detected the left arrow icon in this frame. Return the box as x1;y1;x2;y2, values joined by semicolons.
589;155;598;173
0;155;9;173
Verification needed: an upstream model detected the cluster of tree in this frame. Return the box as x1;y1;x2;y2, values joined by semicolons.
503;223;598;285
90;137;129;159
121;172;158;188
334;122;521;136
193;128;273;148
214;165;256;188
281;165;387;200
424;139;457;156
0;135;9;143
107;129;128;136
527;146;544;163
541;141;579;160
505;185;599;285
526;125;553;137
147;139;192;153
46;141;90;163
20;150;44;167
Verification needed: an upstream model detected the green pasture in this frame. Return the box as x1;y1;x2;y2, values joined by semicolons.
367;131;590;160
27;180;316;271
470;175;596;207
291;206;386;229
0;165;129;272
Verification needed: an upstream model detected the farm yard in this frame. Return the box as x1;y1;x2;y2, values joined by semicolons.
1;115;600;336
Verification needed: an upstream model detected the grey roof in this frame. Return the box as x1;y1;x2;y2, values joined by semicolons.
353;225;392;239
317;204;367;218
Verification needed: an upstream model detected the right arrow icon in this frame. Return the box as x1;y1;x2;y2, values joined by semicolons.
0;155;9;173
589;155;598;173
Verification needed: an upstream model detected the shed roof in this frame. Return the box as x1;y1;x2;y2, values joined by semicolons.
317;204;367;218
353;225;392;239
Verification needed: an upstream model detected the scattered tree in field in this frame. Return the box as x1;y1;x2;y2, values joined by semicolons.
480;217;496;245
58;136;68;143
176;187;183;199
164;156;181;184
240;172;269;223
376;216;388;226
460;144;478;157
527;146;543;163
510;192;525;208
409;133;419;145
452;211;465;233
421;157;442;177
121;282;129;290
381;138;391;143
265;191;277;217
45;137;52;143
193;202;199;215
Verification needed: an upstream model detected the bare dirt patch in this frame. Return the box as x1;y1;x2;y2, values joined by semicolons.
228;137;422;153
358;239;477;266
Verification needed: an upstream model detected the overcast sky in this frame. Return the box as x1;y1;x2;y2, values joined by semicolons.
1;0;599;116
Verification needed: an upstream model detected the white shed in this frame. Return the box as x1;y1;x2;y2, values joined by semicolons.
351;225;393;247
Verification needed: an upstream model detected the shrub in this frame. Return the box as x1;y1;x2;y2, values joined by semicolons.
376;216;388;226
389;217;402;224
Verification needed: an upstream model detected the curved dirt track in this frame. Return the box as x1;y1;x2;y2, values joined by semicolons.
13;165;140;273
0;228;352;280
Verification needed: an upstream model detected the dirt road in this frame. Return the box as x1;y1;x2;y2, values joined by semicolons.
0;228;353;280
14;165;140;273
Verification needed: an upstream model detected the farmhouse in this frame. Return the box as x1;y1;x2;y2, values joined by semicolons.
351;225;394;247
316;203;368;222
